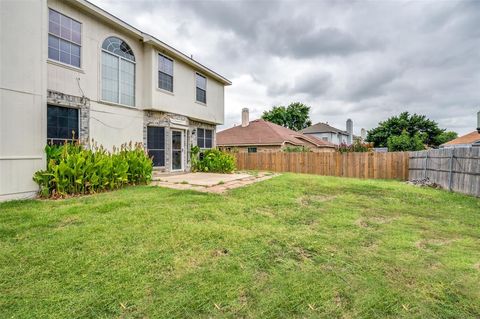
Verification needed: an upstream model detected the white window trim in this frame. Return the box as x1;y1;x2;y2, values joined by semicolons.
195;72;207;105
197;128;213;149
100;44;136;108
158;53;175;94
47;8;83;69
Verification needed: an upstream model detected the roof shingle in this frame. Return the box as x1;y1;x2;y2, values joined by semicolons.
217;119;335;148
300;122;348;135
442;131;480;146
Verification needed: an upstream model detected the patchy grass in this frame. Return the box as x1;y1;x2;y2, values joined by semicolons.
0;174;479;318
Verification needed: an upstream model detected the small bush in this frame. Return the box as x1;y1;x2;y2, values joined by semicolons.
33;142;152;198
338;140;373;153
283;146;310;152
191;147;236;173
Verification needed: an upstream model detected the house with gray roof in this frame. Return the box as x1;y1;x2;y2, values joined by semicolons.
301;120;356;145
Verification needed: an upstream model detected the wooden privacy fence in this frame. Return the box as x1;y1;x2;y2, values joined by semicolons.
409;147;480;197
234;152;410;180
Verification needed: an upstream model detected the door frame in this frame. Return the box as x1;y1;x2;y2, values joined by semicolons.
170;128;185;172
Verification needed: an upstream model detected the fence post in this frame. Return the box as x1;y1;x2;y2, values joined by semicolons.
448;149;454;191
423;151;428;179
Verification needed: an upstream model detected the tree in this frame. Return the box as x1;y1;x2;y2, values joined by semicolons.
262;102;312;131
435;131;458;145
387;130;425;151
366;112;453;150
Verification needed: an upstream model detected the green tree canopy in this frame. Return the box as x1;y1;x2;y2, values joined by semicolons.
366;112;455;150
387;130;425;152
261;102;312;131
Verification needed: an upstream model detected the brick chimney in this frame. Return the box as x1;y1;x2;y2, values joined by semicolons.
242;108;249;127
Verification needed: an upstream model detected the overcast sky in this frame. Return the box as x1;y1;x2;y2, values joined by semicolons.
91;0;479;135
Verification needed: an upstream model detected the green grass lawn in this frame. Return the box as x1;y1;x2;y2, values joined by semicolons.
1;174;479;318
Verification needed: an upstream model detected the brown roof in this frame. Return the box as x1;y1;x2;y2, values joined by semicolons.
442;131;480;146
217;119;335;148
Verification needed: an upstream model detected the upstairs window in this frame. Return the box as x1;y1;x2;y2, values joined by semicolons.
158;54;173;92
196;73;207;104
47;105;79;145
101;37;135;106
197;128;213;149
48;9;81;68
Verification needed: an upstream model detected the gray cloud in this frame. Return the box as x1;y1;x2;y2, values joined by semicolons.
91;0;480;135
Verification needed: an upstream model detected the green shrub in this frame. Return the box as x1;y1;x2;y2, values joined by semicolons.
338;140;373;153
387;130;425;151
191;147;236;173
33;142;152;198
283;146;310;152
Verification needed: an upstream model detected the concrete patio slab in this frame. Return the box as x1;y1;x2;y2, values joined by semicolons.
151;171;278;193
157;172;251;186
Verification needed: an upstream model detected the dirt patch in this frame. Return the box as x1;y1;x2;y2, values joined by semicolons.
298;195;337;206
56;216;82;229
473;262;480;271
294;246;315;261
355;218;368;228
415;238;454;250
212;248;229;257
355;216;396;228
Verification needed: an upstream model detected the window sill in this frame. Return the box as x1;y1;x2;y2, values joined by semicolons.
47;59;85;73
156;87;175;96
195;101;207;106
97;99;137;110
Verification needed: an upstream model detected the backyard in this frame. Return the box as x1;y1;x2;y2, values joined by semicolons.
1;174;479;318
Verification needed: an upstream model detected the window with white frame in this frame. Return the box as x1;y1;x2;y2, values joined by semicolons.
48;9;81;68
197;128;213;149
196;73;207;104
158;54;173;92
101;37;135;106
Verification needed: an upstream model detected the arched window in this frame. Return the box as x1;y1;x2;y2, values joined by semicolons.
101;37;135;106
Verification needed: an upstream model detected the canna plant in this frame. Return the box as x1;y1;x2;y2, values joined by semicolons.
33;140;152;198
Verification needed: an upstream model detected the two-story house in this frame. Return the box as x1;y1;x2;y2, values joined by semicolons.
0;0;231;201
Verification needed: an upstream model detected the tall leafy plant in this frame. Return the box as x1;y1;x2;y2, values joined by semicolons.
191;147;236;173
33;141;152;198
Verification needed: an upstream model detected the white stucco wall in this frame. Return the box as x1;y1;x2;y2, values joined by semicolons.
89;102;144;150
147;48;225;124
306;132;349;145
0;0;47;200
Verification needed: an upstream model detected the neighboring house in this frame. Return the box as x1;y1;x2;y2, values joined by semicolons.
217;109;335;153
441;131;480;148
301;120;356;145
0;0;231;201
441;111;480;149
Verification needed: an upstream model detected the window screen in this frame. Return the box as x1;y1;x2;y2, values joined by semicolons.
196;73;206;103
197;128;213;149
147;126;165;167
158;54;173;92
48;9;81;68
101;37;135;106
47;105;79;145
